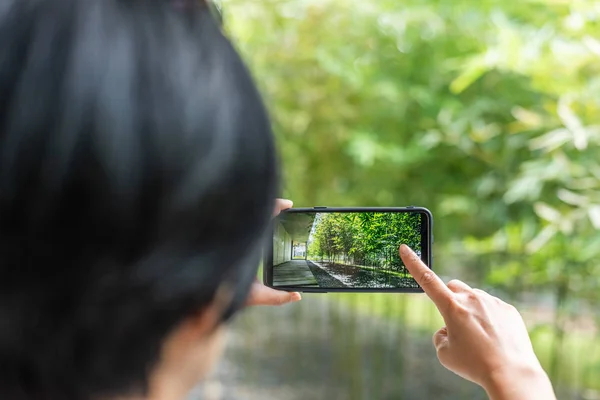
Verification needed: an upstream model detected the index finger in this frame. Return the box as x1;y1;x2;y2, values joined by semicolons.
399;244;454;315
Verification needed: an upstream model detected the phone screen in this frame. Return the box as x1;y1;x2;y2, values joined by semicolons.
265;208;431;291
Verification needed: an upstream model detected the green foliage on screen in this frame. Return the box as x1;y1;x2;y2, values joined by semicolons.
307;212;421;274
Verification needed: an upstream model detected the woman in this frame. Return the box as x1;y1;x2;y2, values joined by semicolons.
0;1;555;399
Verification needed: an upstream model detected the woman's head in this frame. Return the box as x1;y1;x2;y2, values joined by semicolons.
0;0;276;399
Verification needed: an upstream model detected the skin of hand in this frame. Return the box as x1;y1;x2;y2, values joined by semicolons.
399;244;556;400
245;199;302;307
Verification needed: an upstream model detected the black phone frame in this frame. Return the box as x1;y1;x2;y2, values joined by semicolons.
263;206;433;293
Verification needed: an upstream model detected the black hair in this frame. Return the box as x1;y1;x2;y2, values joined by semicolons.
0;1;277;399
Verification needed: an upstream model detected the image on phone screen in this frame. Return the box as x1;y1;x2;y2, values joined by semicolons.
268;209;431;290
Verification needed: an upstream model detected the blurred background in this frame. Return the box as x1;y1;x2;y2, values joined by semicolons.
194;0;600;399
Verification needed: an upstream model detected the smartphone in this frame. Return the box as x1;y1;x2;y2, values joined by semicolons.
263;206;433;293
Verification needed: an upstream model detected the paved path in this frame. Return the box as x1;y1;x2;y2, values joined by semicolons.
273;260;318;287
306;260;347;288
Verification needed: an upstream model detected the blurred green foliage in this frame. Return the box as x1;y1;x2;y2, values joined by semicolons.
222;0;600;394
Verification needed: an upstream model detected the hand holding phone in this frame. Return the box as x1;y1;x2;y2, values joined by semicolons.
246;199;302;307
264;206;433;293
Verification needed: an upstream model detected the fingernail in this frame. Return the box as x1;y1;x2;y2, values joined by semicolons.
290;292;302;302
400;244;412;255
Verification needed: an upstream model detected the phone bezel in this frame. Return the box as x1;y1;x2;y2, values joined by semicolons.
263;206;433;293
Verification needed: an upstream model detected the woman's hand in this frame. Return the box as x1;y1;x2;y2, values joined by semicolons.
245;199;302;307
399;244;556;400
